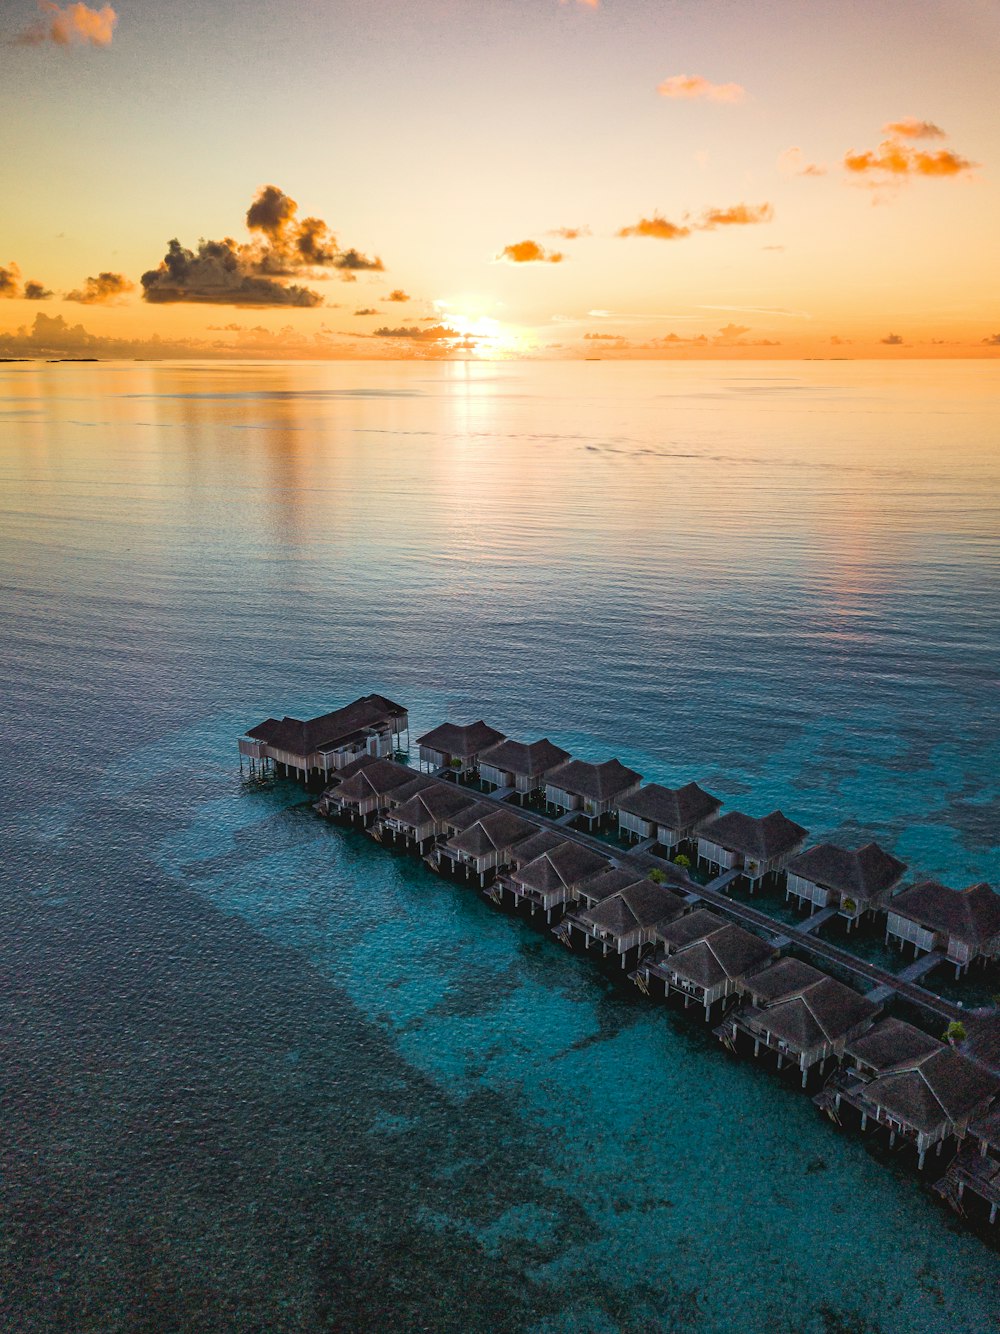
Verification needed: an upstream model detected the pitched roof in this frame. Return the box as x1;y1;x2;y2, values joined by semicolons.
888;881;1000;946
545;757;642;802
860;1049;999;1134
509;829;567;867
658;908;729;951
387;774;442;805
576;867;650;906
443;801;497;833
787;841;907;901
477;737;570;777
579;880;686;937
618;782;721;829
697;809;808;862
744;958;878;1046
845;1017;941;1072
415;720;505;758
390;784;479;829
661;917;774;986
327;759;414;804
512;842;611;895
446;809;537;858
246;694;406;755
970;1107;1000;1153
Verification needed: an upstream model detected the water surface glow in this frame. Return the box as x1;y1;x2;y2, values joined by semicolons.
2;360;999;1332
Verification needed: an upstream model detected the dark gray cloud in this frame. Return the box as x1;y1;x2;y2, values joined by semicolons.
373;324;459;341
24;280;53;300
881;332;904;345
142;185;384;306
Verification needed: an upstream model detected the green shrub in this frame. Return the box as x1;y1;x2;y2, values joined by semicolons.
944;1020;967;1044
648;868;666;884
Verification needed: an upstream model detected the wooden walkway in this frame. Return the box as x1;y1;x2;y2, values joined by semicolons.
437;772;981;1032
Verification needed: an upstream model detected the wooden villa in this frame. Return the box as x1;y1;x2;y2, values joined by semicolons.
885;880;1000;976
716;956;879;1086
936;1107;1000;1223
239;693;408;781
377;781;480;851
415;720;505;777
433;807;537;885
785;841;907;930
501;841;611;921
317;759;417;824
544;758;642;828
477;737;570;801
617;781;722;852
634;908;776;1014
696;809;808;891
558;877;688;968
814;1017;999;1169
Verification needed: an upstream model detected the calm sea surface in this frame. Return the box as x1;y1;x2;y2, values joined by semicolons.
2;359;999;1332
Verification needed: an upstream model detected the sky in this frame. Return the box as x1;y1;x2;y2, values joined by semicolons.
1;0;998;360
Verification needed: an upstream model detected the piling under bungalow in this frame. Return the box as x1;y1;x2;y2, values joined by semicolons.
240;694;1000;1233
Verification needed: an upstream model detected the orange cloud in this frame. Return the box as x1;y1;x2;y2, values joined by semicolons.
699;202;773;228
881;332;904;345
499;240;565;263
373;324;461;341
549;226;591;239
13;2;116;47
883;118;946;139
0;262;21;297
386;288;410;302
354;307;378;316
778;147;827;177
65;271;134;304
844;129;977;180
657;74;745;103
617;214;691;240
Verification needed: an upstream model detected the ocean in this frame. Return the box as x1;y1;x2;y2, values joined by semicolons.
2;358;999;1332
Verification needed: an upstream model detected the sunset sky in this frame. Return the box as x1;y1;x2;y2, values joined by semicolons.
2;0;998;359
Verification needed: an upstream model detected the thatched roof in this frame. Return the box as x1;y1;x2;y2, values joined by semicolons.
511;843;611;895
889;881;1000;947
246;693;406;755
478;737;570;778
508;829;567;867
618;782;721;829
846;1017;940;1071
743;958;878;1048
575;867;650;906
856;1043;999;1134
578;880;686;938
390;783;479;829
545;757;642;802
697;809;808;862
326;759;414;805
658;914;774;988
415;720;505;758
445;809;537;858
787;841;906;901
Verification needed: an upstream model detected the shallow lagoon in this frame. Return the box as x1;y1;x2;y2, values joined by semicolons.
2;359;999;1330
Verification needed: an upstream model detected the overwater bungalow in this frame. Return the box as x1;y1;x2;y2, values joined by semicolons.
506;828;568;869
477;737;570;801
936;1107;1000;1223
559;878;688;968
815;1017;998;1169
785;841;907;930
716;956;879;1086
885;880;1000;976
377;781;479;851
502;841;612;921
434;807;538;885
415;720;506;777
544;758;642;828
696;809;808;891
318;759;415;824
617;781;722;852
239;693;408;781
634;908;776;1014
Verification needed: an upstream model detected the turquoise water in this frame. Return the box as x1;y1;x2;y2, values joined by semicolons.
2;359;999;1331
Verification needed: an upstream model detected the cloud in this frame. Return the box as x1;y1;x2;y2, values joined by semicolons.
141;185;383;306
883;118;946;140
560;0;600;8
778;147;827;177
618;202;771;240
65;270;133;304
715;322;751;343
830;335;852;345
881;333;904;345
699;202;773;228
373;325;460;341
617;214;691;240
549;226;591;240
11;2;116;47
983;334;1000;347
386;288;410;302
0;262;53;300
0;263;21;297
354;307;378;316
498;239;565;263
584;332;625;340
657;74;745;103
844;126;977;180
